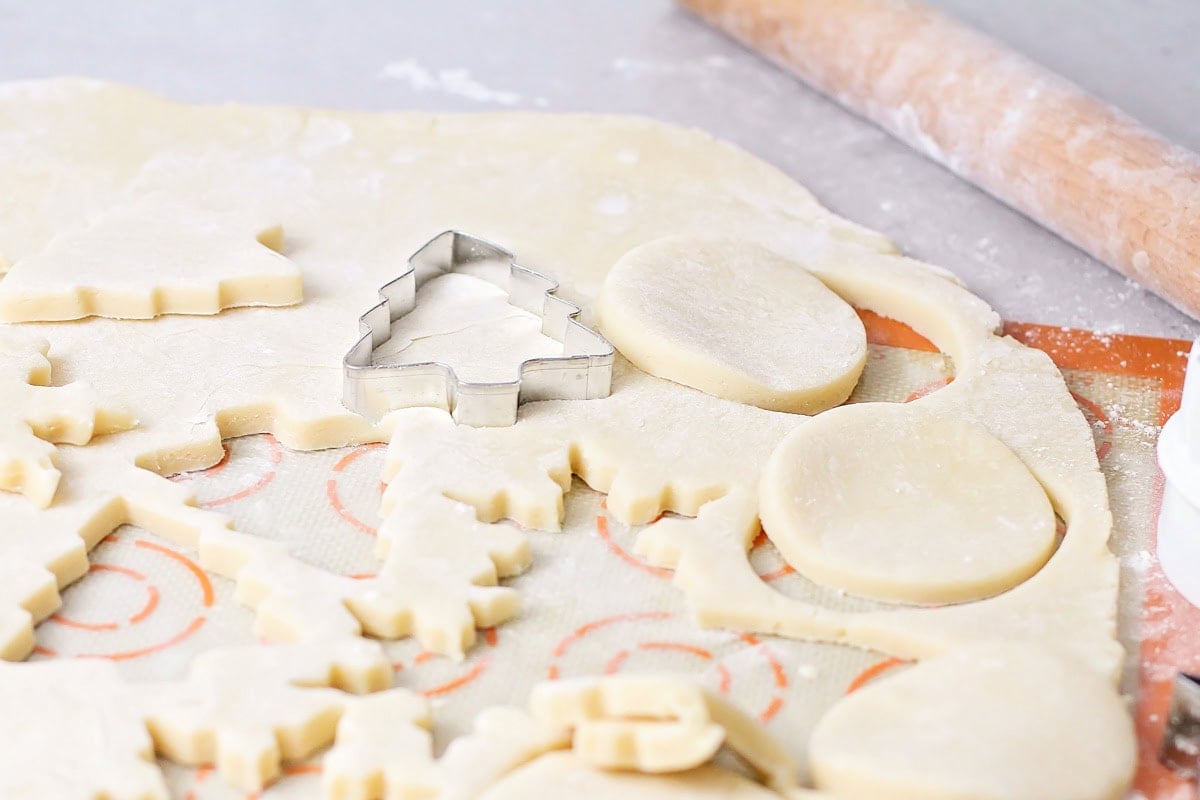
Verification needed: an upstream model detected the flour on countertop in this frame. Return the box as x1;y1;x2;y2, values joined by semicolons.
379;58;547;107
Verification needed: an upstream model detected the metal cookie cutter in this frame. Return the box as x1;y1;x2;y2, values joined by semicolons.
343;230;615;427
1162;673;1200;781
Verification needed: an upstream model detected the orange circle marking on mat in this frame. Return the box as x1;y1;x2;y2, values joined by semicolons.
423;655;492;698
751;530;795;582
41;538;213;660
50;564;148;631
199;435;284;508
604;649;630;674
1071;391;1114;461
845;657;908;694
737;633;789;722
639;641;712;660
391;627;499;698
78;616;208;662
605;640;734;695
904;376;955;403
128;585;160;624
594;507;672;579
550;612;674;664
327;443;386;537
135;539;215;607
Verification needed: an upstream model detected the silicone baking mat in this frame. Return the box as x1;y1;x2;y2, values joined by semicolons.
28;312;1198;800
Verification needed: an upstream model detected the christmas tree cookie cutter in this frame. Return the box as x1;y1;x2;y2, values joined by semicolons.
343;230;615;427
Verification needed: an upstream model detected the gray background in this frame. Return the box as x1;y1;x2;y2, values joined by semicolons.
2;0;1197;338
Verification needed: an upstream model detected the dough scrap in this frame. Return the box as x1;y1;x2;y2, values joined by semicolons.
382;360;802;532
0;329;135;507
759;401;1057;604
808;642;1136;800
0;659;167;800
0;193;300;322
599;236;866;413
138;638;391;792
434;706;572;800
201;506;524;660
480;751;783;800
531;675;798;792
322;688;435;800
0;639;390;797
323;693;569;800
0;102;304;322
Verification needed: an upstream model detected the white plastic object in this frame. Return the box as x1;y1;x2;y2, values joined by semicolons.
1158;338;1200;609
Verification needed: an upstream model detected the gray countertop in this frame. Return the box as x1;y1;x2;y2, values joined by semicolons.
3;0;1197;338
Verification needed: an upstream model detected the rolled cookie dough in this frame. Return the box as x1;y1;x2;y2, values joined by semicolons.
599;236;866;413
808;642;1136;800
759;402;1057;604
0;80;1129;799
0;78;886;662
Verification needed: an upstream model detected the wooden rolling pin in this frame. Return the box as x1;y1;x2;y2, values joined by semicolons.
679;0;1200;320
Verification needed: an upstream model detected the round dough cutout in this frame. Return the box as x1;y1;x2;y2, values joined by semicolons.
808;643;1136;800
759;402;1056;604
598;236;867;414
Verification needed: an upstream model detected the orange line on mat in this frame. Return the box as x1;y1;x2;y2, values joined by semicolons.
50;563;146;631
552;612;674;658
91;563;145;581
759;696;784;723
135;539;215;607
716;663;732;694
129;585;160;625
604;649;630;675
638;641;712;660
333;443;385;473
80;616;207;662
49;614;118;632
326;478;379;537
423;656;491;698
201;469;277;508
846;657;908;694
904;376;954;402
193;444;232;477
739;633;788;689
595;512;672;579
1071;391;1114;461
758;565;795;582
752;529;797;581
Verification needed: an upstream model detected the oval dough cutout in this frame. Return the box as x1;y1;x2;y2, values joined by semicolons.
809;643;1136;800
599;237;866;414
759;402;1056;604
480;751;780;800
